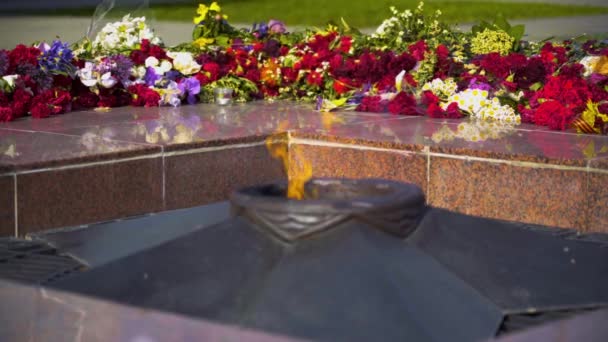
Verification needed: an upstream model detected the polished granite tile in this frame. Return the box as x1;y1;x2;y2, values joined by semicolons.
165;144;286;210
0;279;301;342
429;156;588;230
288;144;428;194
17;157;163;235
587;171;608;233
0;176;14;236
0;106;163;133
295;116;608;166
43;104;391;152
0;128;161;172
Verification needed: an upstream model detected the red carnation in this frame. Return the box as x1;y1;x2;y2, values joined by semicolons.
388;91;419;115
533;100;576;130
427;102;463;119
356;95;385;113
408;40;428;61
8;44;40;73
30;103;51;119
0;107;13;122
74;91;99;109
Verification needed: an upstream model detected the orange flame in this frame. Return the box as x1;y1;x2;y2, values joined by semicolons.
266;123;313;200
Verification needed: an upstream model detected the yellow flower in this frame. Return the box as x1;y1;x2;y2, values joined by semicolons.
594;55;608;75
193;2;222;24
193;37;215;49
575;100;608;134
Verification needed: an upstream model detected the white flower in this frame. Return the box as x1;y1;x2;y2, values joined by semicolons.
2;75;19;89
580;56;601;77
92;14;162;54
145;56;173;75
78;62;98;87
422;78;458;98
99;72;117;88
166;51;201;75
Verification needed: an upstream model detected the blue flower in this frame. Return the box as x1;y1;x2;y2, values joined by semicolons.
38;40;75;76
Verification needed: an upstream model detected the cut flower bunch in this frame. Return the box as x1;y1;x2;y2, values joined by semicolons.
1;1;607;134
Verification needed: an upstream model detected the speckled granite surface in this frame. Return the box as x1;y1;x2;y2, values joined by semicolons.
1;101;607;234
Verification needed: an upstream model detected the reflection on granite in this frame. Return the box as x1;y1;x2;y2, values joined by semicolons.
295;116;608;166
0;129;160;172
0;279;302;342
60;103;391;151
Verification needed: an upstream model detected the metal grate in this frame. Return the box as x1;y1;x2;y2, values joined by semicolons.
0;238;85;285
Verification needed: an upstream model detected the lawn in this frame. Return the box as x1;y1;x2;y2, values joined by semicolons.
31;0;608;27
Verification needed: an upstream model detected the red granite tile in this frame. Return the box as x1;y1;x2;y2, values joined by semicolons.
429;156;588;230
17;157;163;235
0;128;160;172
0;176;15;236
48;104;389;153
288;144;427;194
587;171;608;233
165;143;286;210
0;106;162;133
427;157;470;213
294;116;608;167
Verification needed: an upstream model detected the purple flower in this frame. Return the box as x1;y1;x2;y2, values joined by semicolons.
268;19;287;34
177;77;201;105
468;78;492;91
252;22;269;38
144;67;161;86
107;54;133;85
38;40;75;76
0;50;9;76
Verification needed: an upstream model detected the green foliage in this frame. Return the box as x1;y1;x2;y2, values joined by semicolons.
472;14;525;51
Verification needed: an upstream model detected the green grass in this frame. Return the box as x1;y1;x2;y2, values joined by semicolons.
19;0;608;27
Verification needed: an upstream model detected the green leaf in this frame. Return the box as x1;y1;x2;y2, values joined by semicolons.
494;14;510;31
530;82;542;91
510;24;525;41
192;25;204;40
214;36;230;47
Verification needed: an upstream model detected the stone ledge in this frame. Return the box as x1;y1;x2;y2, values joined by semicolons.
0;102;606;235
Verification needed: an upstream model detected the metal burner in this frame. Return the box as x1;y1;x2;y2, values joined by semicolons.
231;178;426;241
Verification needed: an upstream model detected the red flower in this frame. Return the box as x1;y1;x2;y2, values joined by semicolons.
11;88;31;118
332;77;351;94
203;62;221;81
128;84;160;107
356;95;385;112
338;36;352;53
74;91;99;109
388;91;418;115
421;90;440;106
533;100;576;130
0;107;14;122
8;44;40;73
129;39;168;65
306;71;323;87
31;103;52;118
408;40;428;61
427;102;463;119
